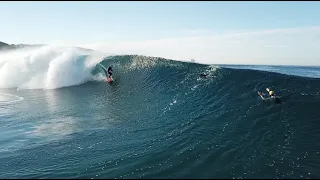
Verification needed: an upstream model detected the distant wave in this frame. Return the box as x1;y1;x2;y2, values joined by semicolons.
220;64;320;79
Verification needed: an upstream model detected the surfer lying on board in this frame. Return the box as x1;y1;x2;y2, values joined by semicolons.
258;88;281;104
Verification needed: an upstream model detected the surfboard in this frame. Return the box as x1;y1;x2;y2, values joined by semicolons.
106;77;113;83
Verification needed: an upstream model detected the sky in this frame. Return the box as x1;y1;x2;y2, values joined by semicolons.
0;1;320;66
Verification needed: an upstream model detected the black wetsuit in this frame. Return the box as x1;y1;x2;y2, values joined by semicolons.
107;67;112;77
268;94;281;104
259;93;282;104
271;96;281;104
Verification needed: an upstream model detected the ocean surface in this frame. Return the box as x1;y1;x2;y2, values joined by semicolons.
0;46;320;179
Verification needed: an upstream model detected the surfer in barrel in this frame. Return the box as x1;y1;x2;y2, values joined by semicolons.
99;63;113;83
107;65;113;79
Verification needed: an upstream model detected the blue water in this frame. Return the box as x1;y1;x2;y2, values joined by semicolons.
220;64;320;79
1;54;320;178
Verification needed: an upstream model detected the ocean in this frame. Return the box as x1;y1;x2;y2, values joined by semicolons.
0;46;320;179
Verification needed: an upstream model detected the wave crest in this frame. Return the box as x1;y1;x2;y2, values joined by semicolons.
0;45;105;90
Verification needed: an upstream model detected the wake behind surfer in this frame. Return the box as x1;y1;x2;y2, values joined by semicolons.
258;88;281;104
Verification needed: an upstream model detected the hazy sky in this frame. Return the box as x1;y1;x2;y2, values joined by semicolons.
1;1;320;65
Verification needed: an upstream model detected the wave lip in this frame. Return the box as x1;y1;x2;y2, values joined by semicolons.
0;45;105;90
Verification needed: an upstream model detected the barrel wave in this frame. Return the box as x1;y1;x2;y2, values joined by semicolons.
0;46;104;89
0;46;320;179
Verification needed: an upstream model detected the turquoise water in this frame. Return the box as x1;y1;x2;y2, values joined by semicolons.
1;54;320;178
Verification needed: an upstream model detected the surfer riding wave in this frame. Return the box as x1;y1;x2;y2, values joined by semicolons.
99;64;113;82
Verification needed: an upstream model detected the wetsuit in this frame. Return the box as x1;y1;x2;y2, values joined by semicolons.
258;91;281;104
107;66;112;77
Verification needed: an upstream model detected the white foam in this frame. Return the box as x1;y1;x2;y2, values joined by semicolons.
0;93;24;104
0;45;106;89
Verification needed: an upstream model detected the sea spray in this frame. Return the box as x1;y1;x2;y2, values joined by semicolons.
0;45;105;89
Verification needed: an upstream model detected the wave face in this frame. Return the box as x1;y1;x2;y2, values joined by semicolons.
1;50;320;178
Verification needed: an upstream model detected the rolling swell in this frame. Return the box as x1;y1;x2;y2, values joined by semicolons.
1;53;320;178
88;55;320;178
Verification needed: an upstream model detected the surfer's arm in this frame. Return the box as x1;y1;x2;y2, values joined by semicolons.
259;95;269;100
258;91;270;100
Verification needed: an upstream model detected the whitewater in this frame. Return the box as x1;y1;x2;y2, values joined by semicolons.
0;46;106;90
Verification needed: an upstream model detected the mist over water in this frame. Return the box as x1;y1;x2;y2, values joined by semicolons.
0;46;105;89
